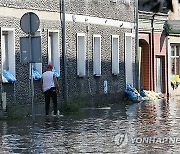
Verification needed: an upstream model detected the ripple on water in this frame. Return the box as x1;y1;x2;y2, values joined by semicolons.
0;99;180;153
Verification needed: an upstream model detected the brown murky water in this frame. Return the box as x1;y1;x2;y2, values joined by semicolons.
0;98;180;153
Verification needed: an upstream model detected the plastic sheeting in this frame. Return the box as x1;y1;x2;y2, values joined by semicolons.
125;84;162;102
125;84;141;102
2;70;16;83
170;74;180;89
32;67;42;80
52;67;60;78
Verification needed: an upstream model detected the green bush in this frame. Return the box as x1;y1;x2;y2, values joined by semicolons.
7;105;30;120
61;95;87;113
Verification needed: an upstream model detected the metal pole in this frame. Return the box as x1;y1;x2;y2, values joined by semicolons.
30;63;35;122
0;27;2;109
151;14;156;91
60;0;68;103
135;0;140;92
28;13;35;121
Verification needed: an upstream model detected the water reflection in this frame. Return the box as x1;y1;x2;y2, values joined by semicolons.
0;98;180;153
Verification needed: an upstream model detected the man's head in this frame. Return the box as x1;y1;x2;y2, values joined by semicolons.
47;64;53;70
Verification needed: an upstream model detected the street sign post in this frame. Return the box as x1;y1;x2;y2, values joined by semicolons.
20;12;41;122
20;12;40;34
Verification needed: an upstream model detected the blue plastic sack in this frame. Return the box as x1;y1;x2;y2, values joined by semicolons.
3;70;16;83
140;89;146;97
125;84;139;102
33;67;42;80
52;67;60;78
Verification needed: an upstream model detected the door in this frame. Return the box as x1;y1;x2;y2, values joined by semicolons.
156;57;162;92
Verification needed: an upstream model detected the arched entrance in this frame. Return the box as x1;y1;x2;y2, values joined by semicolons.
139;39;151;90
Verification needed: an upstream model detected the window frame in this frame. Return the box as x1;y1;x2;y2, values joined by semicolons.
29;30;43;79
1;28;16;77
47;30;60;77
170;44;180;75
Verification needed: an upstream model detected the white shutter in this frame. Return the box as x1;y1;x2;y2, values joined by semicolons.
1;34;7;70
125;33;133;85
48;33;52;64
93;35;101;76
77;33;86;77
8;30;15;76
112;35;119;75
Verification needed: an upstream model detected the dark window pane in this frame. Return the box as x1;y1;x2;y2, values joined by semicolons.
171;46;175;56
176;58;179;75
171;58;175;74
176;46;179;56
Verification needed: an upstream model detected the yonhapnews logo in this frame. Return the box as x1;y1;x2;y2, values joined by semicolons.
115;133;180;146
114;133;129;147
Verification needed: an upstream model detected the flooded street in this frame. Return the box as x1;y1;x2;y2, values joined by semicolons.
0;98;180;153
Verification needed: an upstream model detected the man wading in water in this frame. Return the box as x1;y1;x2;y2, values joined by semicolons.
40;64;60;116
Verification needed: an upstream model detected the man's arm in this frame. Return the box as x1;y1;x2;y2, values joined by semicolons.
53;75;60;93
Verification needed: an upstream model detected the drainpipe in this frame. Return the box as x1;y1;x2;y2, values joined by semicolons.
165;22;169;97
151;14;156;91
135;0;140;92
60;0;68;103
0;27;2;111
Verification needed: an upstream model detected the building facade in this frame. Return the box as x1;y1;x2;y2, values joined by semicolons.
0;0;136;114
167;0;180;97
138;0;168;95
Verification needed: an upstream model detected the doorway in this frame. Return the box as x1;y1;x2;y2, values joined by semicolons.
156;57;163;93
139;39;151;90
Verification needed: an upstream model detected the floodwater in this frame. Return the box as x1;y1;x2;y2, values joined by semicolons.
0;98;180;153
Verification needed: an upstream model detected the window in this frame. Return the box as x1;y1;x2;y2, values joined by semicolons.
156;57;163;92
1;28;15;82
32;30;42;79
93;35;101;76
48;30;60;77
170;45;180;75
77;33;86;77
112;35;119;75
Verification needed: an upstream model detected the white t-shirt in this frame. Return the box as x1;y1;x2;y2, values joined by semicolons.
42;71;55;92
